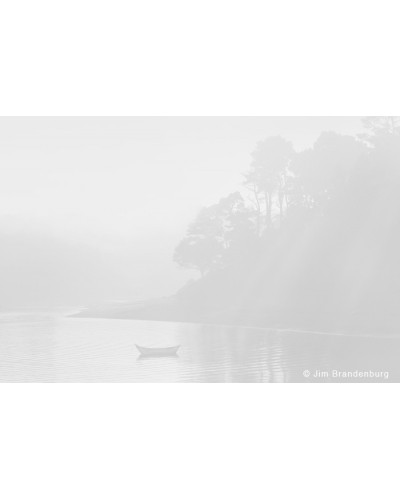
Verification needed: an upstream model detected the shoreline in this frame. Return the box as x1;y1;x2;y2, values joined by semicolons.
68;296;400;338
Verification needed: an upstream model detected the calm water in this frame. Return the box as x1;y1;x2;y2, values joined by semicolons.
0;308;399;382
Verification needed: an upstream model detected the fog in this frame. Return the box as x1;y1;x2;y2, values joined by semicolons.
0;117;365;307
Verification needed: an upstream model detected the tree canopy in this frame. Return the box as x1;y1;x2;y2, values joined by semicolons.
174;117;400;333
173;192;256;276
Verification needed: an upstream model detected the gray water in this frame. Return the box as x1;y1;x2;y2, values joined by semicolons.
0;308;399;382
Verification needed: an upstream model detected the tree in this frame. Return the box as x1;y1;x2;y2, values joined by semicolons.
360;116;400;144
213;192;254;248
289;131;366;214
173;236;222;277
173;192;256;276
242;177;262;237
243;136;294;230
214;192;257;264
358;117;400;169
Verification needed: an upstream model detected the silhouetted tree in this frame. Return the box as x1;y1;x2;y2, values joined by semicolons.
243;136;294;230
173;236;222;277
289;131;366;214
174;118;400;332
242;178;262;237
359;116;400;145
216;192;257;264
173;192;256;276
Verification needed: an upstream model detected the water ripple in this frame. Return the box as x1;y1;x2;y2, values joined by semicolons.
0;309;399;382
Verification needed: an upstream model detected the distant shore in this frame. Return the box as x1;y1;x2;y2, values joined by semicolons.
69;296;224;323
68;296;400;337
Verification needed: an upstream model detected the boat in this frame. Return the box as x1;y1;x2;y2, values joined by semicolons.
135;344;180;356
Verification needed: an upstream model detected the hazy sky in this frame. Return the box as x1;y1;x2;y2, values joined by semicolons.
0;117;365;241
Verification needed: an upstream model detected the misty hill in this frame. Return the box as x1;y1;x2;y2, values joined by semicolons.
73;119;400;334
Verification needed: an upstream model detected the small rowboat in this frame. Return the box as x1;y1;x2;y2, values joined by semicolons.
135;344;180;356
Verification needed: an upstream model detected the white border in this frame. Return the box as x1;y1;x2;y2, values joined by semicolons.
1;385;399;499
1;0;399;116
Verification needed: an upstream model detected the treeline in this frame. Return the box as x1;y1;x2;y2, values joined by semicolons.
173;117;400;332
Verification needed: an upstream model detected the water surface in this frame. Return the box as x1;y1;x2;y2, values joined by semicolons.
0;308;399;382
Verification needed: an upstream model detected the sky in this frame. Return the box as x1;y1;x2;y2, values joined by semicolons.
0;117;365;236
0;117;366;302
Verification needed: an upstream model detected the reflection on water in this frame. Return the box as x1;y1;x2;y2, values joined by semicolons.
0;308;399;382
